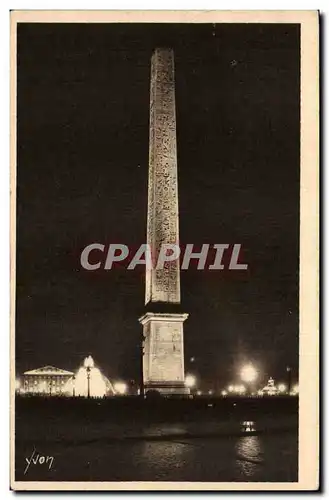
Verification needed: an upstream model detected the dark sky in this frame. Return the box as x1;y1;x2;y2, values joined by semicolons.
16;22;300;389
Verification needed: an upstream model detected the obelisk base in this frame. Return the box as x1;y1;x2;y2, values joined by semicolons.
139;312;189;397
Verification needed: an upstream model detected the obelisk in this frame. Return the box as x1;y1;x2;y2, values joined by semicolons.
139;48;189;396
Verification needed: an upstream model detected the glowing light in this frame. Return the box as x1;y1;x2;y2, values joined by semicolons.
228;385;234;392
196;390;202;396
208;390;213;395
240;364;258;383
278;383;287;393
185;374;196;388
221;390;227;396
69;357;113;398
257;390;263;396
114;382;127;395
15;379;21;390
238;385;246;394
292;384;299;394
242;420;255;432
84;355;94;369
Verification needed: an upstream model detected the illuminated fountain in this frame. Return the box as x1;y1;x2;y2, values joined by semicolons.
64;356;115;398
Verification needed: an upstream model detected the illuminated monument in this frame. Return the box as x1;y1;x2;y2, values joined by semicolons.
139;48;189;396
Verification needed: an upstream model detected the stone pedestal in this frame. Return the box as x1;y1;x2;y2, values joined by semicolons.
139;313;190;395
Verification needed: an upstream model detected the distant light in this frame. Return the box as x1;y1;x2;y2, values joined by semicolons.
292;384;299;394
84;355;94;369
221;390;227;396
239;385;246;394
242;420;255;432
15;379;21;390
196;390;202;396
208;390;213;395
257;390;263;396
185;374;196;388
278;383;287;393
190;357;195;363
114;382;127;395
240;364;258;383
228;385;234;392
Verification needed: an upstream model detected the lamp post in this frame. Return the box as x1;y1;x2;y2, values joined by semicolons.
286;366;292;394
87;368;91;398
84;355;94;398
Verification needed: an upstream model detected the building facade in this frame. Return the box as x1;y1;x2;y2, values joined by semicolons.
22;365;74;395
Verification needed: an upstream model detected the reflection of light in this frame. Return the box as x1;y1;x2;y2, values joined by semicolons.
240;364;258;383
236;434;262;477
185;374;196;388
278;383;286;393
114;382;127;395
221;390;227;396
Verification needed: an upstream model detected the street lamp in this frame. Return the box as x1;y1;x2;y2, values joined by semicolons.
185;374;196;389
240;364;258;383
84;355;94;398
286;366;292;393
278;383;287;393
114;382;127;395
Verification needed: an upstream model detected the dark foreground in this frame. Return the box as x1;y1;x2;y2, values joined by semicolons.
15;396;298;483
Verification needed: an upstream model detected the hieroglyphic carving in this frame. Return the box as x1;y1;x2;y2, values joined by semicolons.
145;48;181;304
148;321;184;381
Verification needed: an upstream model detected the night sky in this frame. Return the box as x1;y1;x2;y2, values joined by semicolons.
16;22;300;390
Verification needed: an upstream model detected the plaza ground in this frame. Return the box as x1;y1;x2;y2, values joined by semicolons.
14;396;298;483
